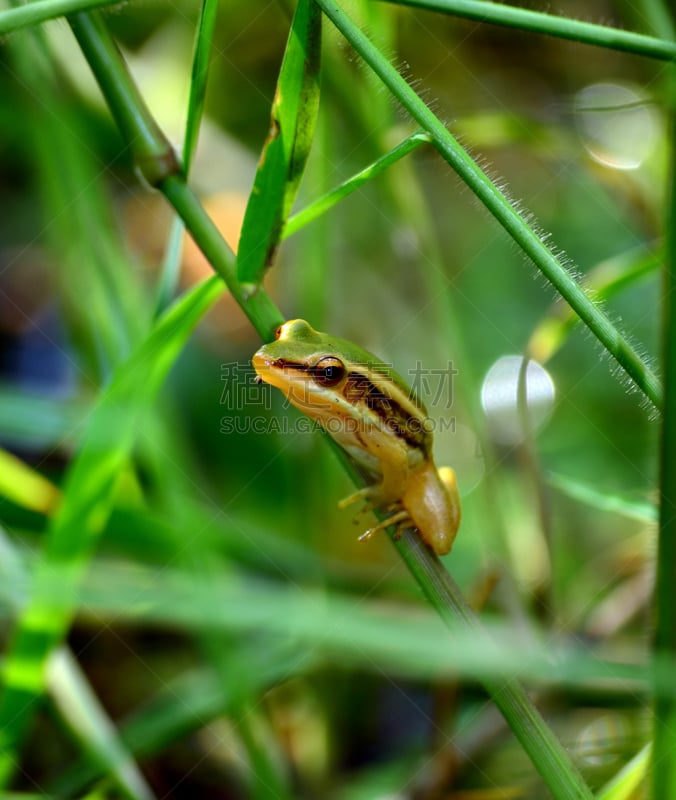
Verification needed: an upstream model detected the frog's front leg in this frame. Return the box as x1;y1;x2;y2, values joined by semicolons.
337;425;411;512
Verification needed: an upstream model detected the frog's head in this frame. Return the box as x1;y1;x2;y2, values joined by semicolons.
252;319;370;415
253;317;428;419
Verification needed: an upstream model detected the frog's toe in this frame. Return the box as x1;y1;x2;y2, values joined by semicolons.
358;510;410;543
337;487;373;510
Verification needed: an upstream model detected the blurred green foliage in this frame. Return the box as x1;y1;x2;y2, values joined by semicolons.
0;0;671;797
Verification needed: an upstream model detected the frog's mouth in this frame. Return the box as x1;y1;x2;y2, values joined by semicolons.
252;353;305;384
251;352;312;394
252;351;349;418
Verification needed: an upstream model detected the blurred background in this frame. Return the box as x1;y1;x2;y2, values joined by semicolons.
0;0;666;796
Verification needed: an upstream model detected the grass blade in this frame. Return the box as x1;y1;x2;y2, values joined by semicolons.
0;529;155;800
70;559;651;695
548;472;657;523
0;277;224;785
283;131;431;237
597;744;650;800
48;650;155;800
53;647;321;797
0;449;60;515
236;0;321;282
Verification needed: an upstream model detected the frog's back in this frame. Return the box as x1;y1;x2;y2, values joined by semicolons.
339;338;433;458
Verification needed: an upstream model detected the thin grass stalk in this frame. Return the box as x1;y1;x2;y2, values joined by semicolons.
68;11;282;337
653;98;676;800
0;0;118;34
315;0;662;411
0;277;225;784
155;0;219;314
382;0;676;61
393;530;593;800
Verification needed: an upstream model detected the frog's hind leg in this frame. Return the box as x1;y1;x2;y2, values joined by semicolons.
358;509;410;543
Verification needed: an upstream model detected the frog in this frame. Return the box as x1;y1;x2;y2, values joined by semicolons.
252;319;461;555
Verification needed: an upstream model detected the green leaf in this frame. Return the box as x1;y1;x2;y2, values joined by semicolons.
236;0;321;282
548;472;657;523
0;277;224;786
0;449;60;515
596;744;650;800
283;132;431;238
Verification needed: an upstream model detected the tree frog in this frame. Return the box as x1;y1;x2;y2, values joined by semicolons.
252;320;461;555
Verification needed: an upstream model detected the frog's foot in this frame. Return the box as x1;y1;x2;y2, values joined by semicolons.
358;509;410;543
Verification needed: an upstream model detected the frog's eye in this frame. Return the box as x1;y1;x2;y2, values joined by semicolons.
313;356;346;387
274;325;284;340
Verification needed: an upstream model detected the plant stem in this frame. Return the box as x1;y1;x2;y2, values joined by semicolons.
653;96;676;800
160;175;283;337
0;0;118;34
68;10;283;340
381;0;676;61
155;0;220;315
315;0;662;410
394;530;593;800
68;11;180;187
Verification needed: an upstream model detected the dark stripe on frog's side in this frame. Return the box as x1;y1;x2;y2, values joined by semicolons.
271;359;430;453
344;372;430;452
273;359;306;371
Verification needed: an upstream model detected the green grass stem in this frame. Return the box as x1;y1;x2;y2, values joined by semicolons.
382;0;676;61
160;175;284;337
283;131;431;238
69;12;282;337
393;530;594;800
0;0;118;34
315;0;662;411
653;102;676;800
155;0;219;314
68;11;181;188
